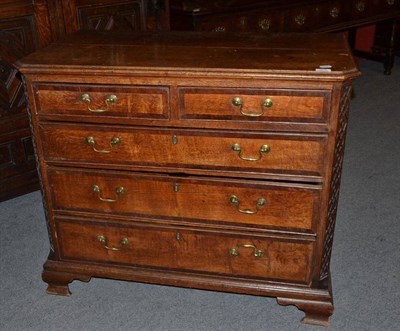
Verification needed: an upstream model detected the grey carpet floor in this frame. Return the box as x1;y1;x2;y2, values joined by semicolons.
1;59;399;331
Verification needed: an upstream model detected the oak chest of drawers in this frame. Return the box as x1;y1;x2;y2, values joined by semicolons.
19;31;360;326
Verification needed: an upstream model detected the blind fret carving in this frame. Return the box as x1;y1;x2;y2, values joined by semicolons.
320;84;352;280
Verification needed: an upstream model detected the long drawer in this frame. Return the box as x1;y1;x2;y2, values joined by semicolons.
49;168;322;231
40;123;327;177
57;218;315;283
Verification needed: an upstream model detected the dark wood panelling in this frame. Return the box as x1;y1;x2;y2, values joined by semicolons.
0;27;39;201
32;0;54;47
170;0;400;73
0;0;168;201
77;1;145;31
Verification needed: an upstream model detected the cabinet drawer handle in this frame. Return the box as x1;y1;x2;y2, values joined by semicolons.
96;235;128;251
80;93;118;113
93;184;125;202
232;97;273;117
85;136;121;153
229;195;266;214
230;244;264;258
231;143;270;161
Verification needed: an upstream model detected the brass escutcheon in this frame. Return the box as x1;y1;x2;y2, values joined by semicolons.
80;93;118;113
96;234;128;251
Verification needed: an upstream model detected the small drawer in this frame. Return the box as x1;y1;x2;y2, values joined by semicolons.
198;10;284;33
41;123;327;178
285;3;345;32
349;0;394;19
179;88;328;124
49;168;322;231
34;84;169;120
58;219;314;283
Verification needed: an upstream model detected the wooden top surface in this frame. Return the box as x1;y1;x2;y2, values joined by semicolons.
19;31;360;79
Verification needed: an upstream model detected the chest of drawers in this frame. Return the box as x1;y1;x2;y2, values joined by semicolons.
19;31;360;326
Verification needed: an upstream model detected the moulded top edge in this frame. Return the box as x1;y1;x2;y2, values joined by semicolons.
18;31;360;79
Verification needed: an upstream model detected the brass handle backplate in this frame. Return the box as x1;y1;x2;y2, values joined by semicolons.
355;1;366;12
294;14;306;26
85;136;121;153
330;7;340;18
230;244;264;258
231;143;270;161
93;184;125;202
96;235;128;251
229;195;267;214
80;93;118;113
231;97;273;117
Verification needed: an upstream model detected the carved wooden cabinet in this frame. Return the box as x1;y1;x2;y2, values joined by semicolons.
0;1;47;201
169;0;400;74
170;0;400;33
19;31;360;326
0;0;167;200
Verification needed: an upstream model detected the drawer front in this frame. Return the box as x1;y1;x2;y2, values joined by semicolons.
179;88;328;124
34;84;169;120
198;10;284;33
58;219;314;283
284;1;400;32
348;0;400;21
41;123;326;177
49;168;321;231
285;3;345;32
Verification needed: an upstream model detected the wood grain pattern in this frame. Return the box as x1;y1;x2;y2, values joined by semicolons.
19;31;359;76
49;168;321;231
180;88;327;122
35;84;169;119
40;123;327;177
20;31;360;326
58;219;315;283
32;0;53;47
